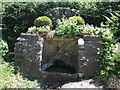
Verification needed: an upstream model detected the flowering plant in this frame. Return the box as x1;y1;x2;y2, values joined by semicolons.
27;26;50;33
80;24;95;35
27;26;37;33
55;18;81;38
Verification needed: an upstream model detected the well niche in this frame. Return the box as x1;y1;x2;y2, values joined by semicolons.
41;38;78;74
39;38;79;82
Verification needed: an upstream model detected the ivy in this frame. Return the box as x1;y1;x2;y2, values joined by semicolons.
96;27;120;86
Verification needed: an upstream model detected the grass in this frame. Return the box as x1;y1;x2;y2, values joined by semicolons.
0;62;39;88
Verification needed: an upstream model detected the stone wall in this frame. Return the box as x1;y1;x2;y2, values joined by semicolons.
14;33;43;78
14;33;102;80
78;35;102;77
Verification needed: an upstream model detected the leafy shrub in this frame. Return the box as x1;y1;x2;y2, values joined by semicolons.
27;26;37;33
0;62;39;88
96;27;120;86
27;26;50;33
108;74;120;88
37;26;50;33
69;16;85;25
0;39;9;63
34;16;52;27
2;2;38;54
80;24;96;35
55;18;81;38
104;11;120;42
47;30;55;38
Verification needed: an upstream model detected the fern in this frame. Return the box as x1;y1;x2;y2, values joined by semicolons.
104;11;120;42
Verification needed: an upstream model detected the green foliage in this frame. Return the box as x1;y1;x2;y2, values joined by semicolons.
0;62;39;88
69;16;85;25
37;26;50;33
98;28;113;42
34;16;52;27
2;2;119;54
27;26;50;33
55;18;81;38
27;26;37;33
2;2;38;53
78;73;85;80
108;74;120;88
0;39;9;63
113;52;120;76
104;11;120;42
96;27;120;86
80;24;96;35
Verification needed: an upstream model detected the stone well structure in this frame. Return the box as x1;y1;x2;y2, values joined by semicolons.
14;33;102;82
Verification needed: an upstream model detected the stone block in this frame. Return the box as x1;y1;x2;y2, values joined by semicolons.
40;71;78;83
77;35;102;77
14;33;43;78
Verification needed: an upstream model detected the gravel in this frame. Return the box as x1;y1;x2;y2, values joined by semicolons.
38;79;103;89
61;79;103;88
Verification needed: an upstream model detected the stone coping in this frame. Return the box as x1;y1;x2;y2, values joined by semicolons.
83;35;101;37
41;70;78;76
